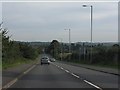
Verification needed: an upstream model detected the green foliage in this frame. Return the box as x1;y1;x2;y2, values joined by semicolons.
59;43;120;68
1;28;39;68
92;45;119;65
46;40;60;59
2;57;35;69
19;43;38;59
71;52;79;60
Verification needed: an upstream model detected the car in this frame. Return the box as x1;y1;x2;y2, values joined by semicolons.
50;58;56;62
41;56;50;65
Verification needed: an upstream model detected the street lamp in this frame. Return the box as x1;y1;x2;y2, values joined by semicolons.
79;47;81;61
65;28;71;61
64;29;71;54
82;4;93;63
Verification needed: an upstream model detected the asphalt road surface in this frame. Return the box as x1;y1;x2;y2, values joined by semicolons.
9;63;96;88
8;60;118;89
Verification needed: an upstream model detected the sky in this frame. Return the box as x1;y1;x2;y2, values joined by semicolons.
0;2;2;27
1;1;118;43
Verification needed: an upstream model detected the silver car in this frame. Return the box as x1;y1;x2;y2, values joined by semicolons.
41;57;50;65
50;58;56;62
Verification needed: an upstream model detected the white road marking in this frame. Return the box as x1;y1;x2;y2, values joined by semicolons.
3;78;18;88
57;65;60;67
3;65;36;89
71;73;80;78
53;63;102;90
84;80;102;90
65;70;69;73
23;65;35;74
60;67;64;70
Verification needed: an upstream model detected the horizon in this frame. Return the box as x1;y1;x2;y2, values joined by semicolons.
15;40;118;43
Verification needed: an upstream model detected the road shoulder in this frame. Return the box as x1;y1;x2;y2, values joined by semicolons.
2;56;40;88
57;60;119;76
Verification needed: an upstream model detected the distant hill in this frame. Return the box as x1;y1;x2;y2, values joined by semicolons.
16;41;118;47
28;42;50;46
76;42;118;47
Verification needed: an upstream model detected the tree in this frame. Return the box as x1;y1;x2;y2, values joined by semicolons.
2;29;10;61
2;27;39;65
19;43;38;59
46;40;60;58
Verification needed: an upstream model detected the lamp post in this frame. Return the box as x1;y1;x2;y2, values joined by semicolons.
58;38;63;61
65;29;71;61
82;5;93;63
79;47;81;61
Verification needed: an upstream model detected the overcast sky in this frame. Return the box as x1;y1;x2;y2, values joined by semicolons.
0;3;1;24
1;1;118;43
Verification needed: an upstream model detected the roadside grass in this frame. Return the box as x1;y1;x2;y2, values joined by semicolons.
92;63;120;69
0;63;2;70
60;53;120;69
2;57;38;70
0;59;2;70
67;59;120;70
91;63;120;69
60;53;72;58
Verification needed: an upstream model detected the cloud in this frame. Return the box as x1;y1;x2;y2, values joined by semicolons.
0;3;2;23
2;2;118;42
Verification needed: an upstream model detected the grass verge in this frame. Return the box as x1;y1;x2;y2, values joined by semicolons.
2;57;38;70
64;60;120;70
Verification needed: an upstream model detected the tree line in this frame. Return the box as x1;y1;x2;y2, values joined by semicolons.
46;40;120;68
1;28;40;68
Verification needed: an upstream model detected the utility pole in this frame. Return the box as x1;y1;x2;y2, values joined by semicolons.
58;38;63;61
65;29;71;61
82;5;93;63
60;38;63;61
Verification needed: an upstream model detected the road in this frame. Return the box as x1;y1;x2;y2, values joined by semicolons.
7;56;118;89
9;63;96;88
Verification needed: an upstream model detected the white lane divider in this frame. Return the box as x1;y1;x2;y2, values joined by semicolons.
71;73;80;78
65;70;69;73
52;63;102;90
60;67;64;70
84;80;102;90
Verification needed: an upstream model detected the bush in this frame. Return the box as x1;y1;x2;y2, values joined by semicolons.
2;29;39;66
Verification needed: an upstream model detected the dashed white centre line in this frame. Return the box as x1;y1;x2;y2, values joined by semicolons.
65;70;69;73
53;63;102;90
71;73;80;78
84;80;102;90
60;67;64;70
57;65;60;67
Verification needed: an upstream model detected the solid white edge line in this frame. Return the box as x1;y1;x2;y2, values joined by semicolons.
23;65;35;74
3;65;36;89
3;78;18;88
84;80;102;90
